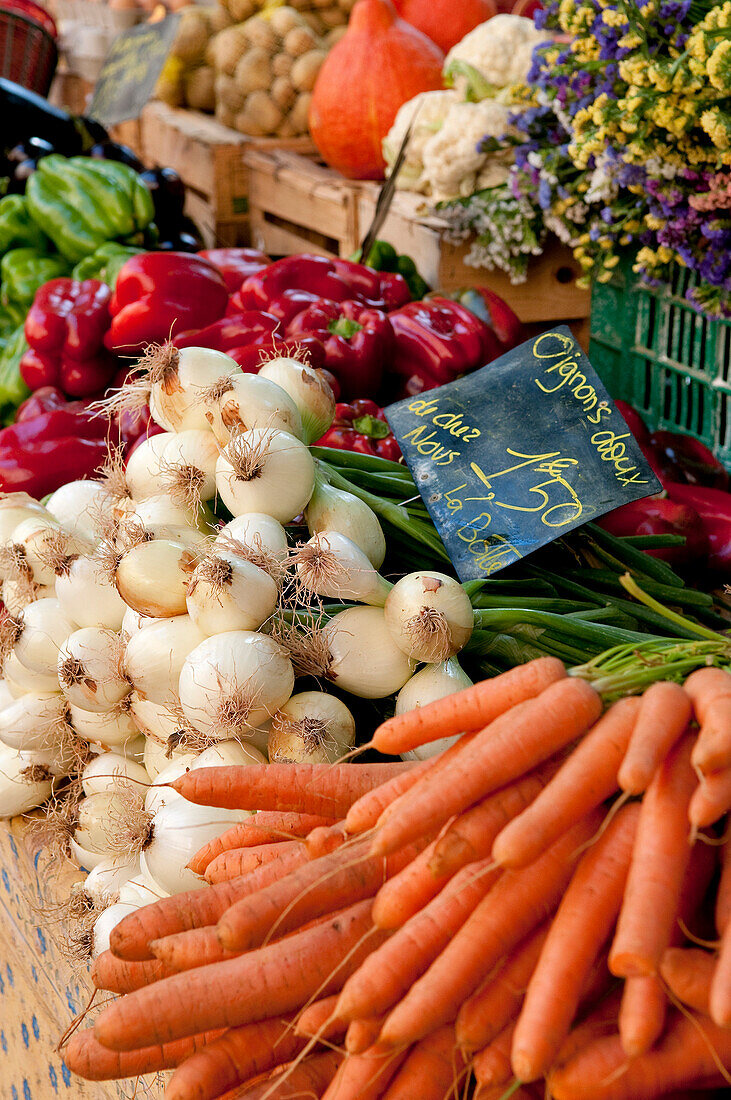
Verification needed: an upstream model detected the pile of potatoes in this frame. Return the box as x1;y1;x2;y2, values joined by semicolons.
219;0;355;38
156;4;233;112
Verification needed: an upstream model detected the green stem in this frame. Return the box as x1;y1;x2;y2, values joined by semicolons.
619;573;728;643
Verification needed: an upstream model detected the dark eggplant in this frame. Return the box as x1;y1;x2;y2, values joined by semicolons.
89;141;144;172
157;217;205;252
0;78;108;154
140;167;186;228
6;138;54;163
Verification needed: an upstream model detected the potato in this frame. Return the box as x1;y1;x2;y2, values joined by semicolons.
234;47;272;94
173;8;210;65
268;6;303;37
319;6;347;27
241;90;284;135
300;12;326;34
284;25;319;56
291;49;326;93
271;75;296;112
225;0;257;21
324;25;347;48
215;72;246;113
243;15;277;52
209;5;235;34
289;91;312;135
277;116;297;138
210;25;250;76
185;65;216;112
216;103;237;129
272;51;294;77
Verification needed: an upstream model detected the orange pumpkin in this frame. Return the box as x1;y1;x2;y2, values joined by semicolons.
308;0;444;181
394;0;497;53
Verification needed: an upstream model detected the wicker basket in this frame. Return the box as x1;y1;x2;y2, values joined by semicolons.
0;4;57;94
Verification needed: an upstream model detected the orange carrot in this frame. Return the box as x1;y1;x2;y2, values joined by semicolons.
345;1015;385;1055
64;1027;224;1081
473;1023;516;1090
511;804;640;1082
321;1043;408;1100
428;763;559;878
716;837;731;936
307;821;349;859
710;916;731;1026
204;840;304;885
609;733;698;978
335;858;501;1023
344;759;436;836
456;923;549;1051
372;839;449;930
371;678;603;858
692;695;731;776
94;898;385;1052
294;996;344;1040
110;848;309;961
660;947;715;1016
190;812;335;874
553;989;622;1067
493;697;640;869
173;762;416;817
373;657;566;755
683;666;731;724
219;1050;342;1099
617;681;690;795
164;1016;302;1100
378;812;601;1048
475;1088;540;1100
150;926;241;972
382;1025;467;1100
217;834;422;953
91;951;177;993
548;1011;731;1100
689;768;731;829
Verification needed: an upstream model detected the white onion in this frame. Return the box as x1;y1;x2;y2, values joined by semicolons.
148;345;239;433
81;752;149;798
1;576;38;615
186;551;279;635
125;616;206;705
118;875;169;906
91;901;142;959
179;630;294;740
396;659;473;760
0;496;48;554
125;430;219;506
142;731;200;782
196;740;267;769
0;680;13;710
4;651;60;698
384;572;474;663
258;356;335;444
75;789;146;855
14;598;77;676
215;513;289;562
140;796;247;896
296;531;392;606
46;480;113;543
269;691;355;764
115;533;208;618
69;836;107;872
121;606;160;639
202;372;303;445
124;494;204;535
0;743;53;816
83;855;140;906
215;428;315;523
57;627;130;712
56;553;127;630
69;702;139;748
323;606;416;698
145;759;192;815
305;478;386;569
12;515;91;588
0;692;69;752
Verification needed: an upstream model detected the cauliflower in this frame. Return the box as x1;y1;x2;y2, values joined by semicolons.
421;99;514;202
444;14;548;97
382;90;461;193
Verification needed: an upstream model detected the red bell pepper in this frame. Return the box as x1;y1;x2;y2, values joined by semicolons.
598;496;709;565
198;248;271;294
21;278;117;398
316;399;402;460
235;254;411;316
287;300;393;399
388;297;498;396
174;311;281;355
447;286;523;351
648;431;729;491
106;252;228;353
229;334;327;374
665;482;731;575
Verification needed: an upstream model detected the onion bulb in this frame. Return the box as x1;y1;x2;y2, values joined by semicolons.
4;651;60;697
46;480;113;543
295;531;392;606
119;876;169;906
179;630;294;740
81;752;149;798
396;659;473;760
83;855;140;907
57;627;130;712
0;679;12;710
115;532;208;618
122;493;207;536
323;606;415;699
142;731;200;782
269;691;355;764
14;598;77;676
140;792;247;896
215;513;288;563
121;606;159;639
75;788;147;855
147;345;239;433
384;572;474;663
201;372;303;445
215;428;315;523
0;744;53;817
305;478;386;569
90;901;142;958
0;692;70;752
195;740;266;769
0;495;48;553
69;701;138;748
56;553;127;631
125;615;206;705
186;551;278;635
125;430;219;509
258;356;335;444
10;515;89;588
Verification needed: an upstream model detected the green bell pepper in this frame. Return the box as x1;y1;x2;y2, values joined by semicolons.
0;323;30;424
72;242;145;289
0;301;24;343
26;155;156;263
0;248;70;307
0;194;49;252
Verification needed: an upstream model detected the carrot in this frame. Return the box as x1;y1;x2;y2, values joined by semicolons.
617;682;690;795
716;837;731;936
710;916;731;1026
692;695;731;776
473;1023;516;1090
371;678;603;858
379;812;601;1048
382;1025;467;1100
64;1027;224;1081
548;1011;731;1100
344;759;436;836
373;657;567;755
511;804;640;1082
173;762;416;817
428;763;559;878
335;858;501;1023
609;733;698;978
475;1088;540;1100
660;947;715;1015
190;812;335;874
345;1015;385;1055
307;821;349;859
683;666;731;724
150;926;241;971
321;1044;408;1100
372;839;449;930
456;923;549;1051
91;951;177;994
217;834;422;953
94;898;386;1052
204;840;304;885
164;1016;302;1100
553;989;623;1067
110;848;310;961
294;996;344;1040
689;768;731;829
493;697;640;869
220;1050;342;1099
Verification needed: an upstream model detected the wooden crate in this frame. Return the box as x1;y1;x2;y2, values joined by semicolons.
0;818;162;1100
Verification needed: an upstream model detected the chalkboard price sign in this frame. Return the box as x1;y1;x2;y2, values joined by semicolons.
385;327;661;581
88;15;181;128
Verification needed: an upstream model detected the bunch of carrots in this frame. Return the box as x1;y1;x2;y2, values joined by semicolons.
62;656;731;1099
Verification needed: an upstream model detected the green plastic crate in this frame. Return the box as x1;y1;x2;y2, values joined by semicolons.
589;257;731;470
